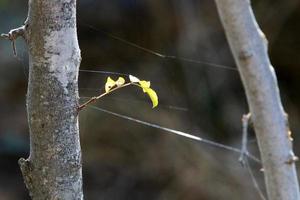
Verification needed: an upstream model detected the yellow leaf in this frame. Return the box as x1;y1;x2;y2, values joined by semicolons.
116;77;125;86
144;88;158;108
139;81;151;92
105;77;116;93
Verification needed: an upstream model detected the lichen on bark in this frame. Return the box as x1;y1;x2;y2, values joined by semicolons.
16;0;83;199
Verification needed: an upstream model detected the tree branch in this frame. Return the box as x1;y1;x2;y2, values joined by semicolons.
214;0;300;199
17;0;83;199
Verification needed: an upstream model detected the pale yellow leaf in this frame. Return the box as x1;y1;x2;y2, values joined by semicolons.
105;77;116;93
139;81;151;92
116;77;125;86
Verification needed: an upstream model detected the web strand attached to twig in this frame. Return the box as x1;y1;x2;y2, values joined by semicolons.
80;96;189;112
87;105;261;164
79;69;129;76
79;22;238;72
238;113;266;200
244;158;267;200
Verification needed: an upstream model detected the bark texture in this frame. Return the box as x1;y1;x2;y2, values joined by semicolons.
214;0;300;199
18;0;83;199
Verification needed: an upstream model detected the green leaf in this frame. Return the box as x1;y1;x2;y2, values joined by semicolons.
105;77;116;93
144;88;158;108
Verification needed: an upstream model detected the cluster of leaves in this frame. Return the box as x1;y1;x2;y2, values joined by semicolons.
79;75;158;111
105;75;158;108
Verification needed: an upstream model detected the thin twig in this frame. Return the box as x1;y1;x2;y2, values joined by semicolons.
1;26;25;57
245;158;267;200
79;96;189;112
239;113;251;166
78;82;132;111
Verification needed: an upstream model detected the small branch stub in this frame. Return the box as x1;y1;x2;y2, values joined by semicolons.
239;113;251;166
1;26;25;56
285;151;299;165
18;158;34;197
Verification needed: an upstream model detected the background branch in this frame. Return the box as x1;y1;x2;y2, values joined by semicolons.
214;0;300;199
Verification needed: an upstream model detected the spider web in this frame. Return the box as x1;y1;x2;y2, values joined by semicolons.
11;1;267;199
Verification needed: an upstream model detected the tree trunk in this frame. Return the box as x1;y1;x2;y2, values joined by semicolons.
17;0;83;199
214;0;300;199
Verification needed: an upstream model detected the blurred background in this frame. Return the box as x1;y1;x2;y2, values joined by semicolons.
1;0;300;199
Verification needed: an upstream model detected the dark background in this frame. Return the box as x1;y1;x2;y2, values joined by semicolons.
0;0;300;199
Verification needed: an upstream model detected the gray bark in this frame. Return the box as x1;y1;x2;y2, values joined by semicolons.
214;0;300;199
16;0;83;199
